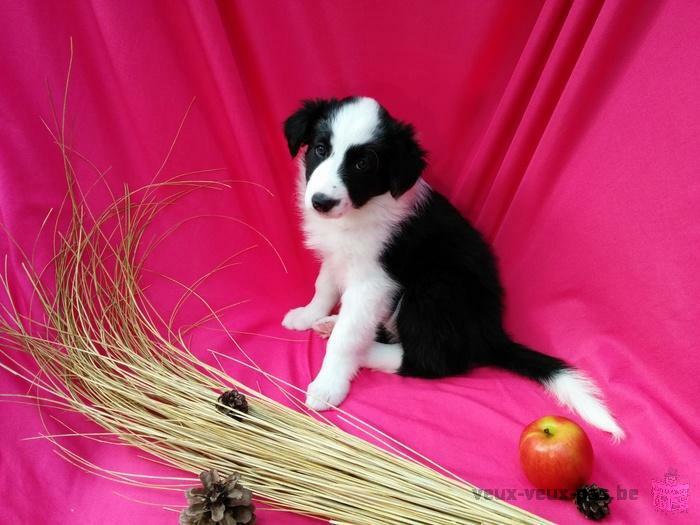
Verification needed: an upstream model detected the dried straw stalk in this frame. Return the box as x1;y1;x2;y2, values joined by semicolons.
0;50;551;525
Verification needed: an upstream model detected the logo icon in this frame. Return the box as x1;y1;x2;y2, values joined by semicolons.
652;469;689;513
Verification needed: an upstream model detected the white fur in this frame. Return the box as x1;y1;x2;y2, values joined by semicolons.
544;369;625;442
283;96;430;410
303;97;381;218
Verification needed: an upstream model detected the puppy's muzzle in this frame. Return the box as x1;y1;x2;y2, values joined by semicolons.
311;193;340;213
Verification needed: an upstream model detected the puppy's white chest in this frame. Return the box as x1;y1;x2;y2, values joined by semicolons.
315;226;388;290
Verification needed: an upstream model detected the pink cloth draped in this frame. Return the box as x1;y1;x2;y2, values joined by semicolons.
1;1;698;523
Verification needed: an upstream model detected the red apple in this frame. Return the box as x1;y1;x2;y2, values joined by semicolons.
519;415;593;497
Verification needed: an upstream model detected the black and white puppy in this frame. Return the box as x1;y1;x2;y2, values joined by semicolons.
282;96;624;440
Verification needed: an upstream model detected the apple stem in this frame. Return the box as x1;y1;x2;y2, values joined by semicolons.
544;427;552;436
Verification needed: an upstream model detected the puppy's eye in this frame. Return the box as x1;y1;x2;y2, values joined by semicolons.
314;144;327;158
354;158;369;171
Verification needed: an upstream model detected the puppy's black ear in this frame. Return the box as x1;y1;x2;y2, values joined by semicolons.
388;123;427;198
283;99;332;157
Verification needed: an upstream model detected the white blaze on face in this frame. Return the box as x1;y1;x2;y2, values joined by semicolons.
305;97;381;218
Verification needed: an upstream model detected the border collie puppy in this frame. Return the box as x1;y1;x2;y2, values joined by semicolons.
282;96;624;440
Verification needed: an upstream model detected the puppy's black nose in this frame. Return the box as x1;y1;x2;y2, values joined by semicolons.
311;193;340;213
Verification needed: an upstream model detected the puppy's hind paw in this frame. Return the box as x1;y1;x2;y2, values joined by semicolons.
311;315;338;339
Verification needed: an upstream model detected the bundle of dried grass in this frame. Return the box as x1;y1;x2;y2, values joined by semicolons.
0;46;551;525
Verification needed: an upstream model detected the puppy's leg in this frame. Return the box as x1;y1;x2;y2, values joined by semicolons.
314;320;403;368
362;342;403;373
282;262;339;331
362;342;403;374
306;279;391;410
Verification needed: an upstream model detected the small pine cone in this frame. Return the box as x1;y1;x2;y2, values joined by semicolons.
180;469;256;525
217;389;249;421
575;484;611;521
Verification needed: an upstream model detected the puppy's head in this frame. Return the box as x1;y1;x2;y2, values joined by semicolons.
284;97;426;218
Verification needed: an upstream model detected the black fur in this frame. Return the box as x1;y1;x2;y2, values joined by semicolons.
283;98;340;157
381;189;567;381
379;113;427;198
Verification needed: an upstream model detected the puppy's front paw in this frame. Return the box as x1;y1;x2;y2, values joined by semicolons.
305;374;350;411
282;307;323;331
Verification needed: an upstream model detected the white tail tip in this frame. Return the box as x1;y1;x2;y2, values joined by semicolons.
544;369;625;442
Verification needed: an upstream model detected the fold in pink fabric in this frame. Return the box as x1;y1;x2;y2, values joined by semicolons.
1;1;698;523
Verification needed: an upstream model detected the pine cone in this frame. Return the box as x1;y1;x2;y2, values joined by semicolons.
575;484;611;521
180;469;256;525
217;389;248;421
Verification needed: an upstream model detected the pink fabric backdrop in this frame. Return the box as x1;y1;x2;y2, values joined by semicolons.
1;1;698;523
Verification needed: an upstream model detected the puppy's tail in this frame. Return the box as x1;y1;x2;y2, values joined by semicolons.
490;342;625;442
